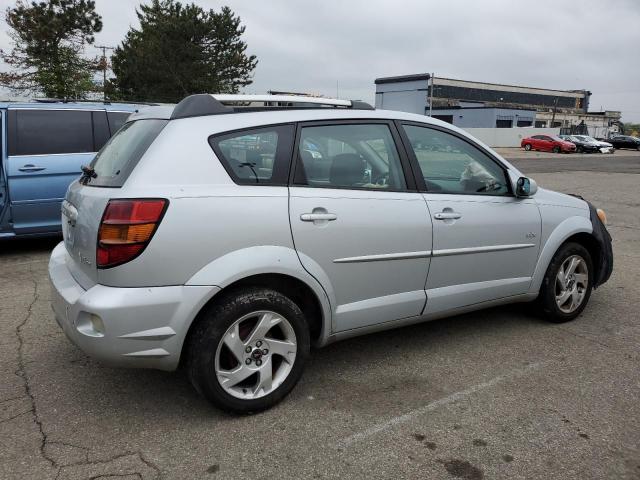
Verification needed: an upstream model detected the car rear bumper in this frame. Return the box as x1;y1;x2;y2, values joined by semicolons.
48;242;219;371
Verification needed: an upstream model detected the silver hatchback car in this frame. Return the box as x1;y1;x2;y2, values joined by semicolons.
49;94;613;413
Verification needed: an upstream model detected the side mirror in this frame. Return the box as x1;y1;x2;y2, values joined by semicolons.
516;177;537;197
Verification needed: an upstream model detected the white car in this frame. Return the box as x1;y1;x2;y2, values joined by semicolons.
49;94;613;413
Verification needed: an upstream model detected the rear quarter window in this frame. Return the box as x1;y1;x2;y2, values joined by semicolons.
208;124;294;185
87;119;168;187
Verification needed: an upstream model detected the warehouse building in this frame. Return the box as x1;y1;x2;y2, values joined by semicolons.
374;74;621;137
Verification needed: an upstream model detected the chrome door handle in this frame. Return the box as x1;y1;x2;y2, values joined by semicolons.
19;164;46;172
300;213;337;222
434;212;462;220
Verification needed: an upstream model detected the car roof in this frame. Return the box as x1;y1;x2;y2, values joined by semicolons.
0;101;142;111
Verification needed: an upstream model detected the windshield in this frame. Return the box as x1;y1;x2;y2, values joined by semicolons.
550;136;564;142
88;119;168;187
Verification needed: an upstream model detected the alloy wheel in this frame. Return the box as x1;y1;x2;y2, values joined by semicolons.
214;310;297;400
555;255;589;313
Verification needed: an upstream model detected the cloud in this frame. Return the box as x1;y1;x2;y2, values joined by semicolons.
2;0;639;121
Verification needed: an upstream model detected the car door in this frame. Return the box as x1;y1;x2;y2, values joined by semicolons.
399;122;541;316
288;121;432;332
6;108;104;234
0;109;6;230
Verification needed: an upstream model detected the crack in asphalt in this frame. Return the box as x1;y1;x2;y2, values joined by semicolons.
54;452;161;480
13;269;162;480
14;271;57;468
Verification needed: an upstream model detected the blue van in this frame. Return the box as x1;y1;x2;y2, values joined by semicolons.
0;101;140;239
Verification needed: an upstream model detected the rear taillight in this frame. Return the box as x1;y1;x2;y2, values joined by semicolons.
97;199;168;268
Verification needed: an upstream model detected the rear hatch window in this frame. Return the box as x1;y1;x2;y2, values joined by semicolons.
87;119;168;187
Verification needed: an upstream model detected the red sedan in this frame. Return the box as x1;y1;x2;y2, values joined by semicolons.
521;135;576;153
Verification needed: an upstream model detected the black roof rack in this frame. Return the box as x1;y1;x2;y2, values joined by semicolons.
170;94;374;120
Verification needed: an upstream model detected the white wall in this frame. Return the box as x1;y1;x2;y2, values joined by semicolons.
463;127;561;147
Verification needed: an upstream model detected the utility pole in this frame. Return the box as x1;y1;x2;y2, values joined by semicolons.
96;45;114;102
428;72;434;116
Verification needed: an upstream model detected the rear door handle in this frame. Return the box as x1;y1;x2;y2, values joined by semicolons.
434;212;462;220
300;213;337;222
19;164;46;172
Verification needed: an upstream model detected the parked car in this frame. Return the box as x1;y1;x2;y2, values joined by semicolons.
608;135;640;151
49;94;613;413
521;135;576;153
559;135;600;153
572;135;614;154
0;101;140;240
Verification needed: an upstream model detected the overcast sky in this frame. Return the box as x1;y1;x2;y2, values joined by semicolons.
2;0;639;121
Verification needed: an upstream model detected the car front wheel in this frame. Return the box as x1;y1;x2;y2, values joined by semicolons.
524;144;532;151
552;146;561;153
187;288;310;413
538;242;593;323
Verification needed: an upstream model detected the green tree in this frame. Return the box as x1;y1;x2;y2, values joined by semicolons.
111;0;257;102
0;0;103;99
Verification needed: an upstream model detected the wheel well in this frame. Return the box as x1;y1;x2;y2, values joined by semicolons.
180;274;324;366
562;232;601;277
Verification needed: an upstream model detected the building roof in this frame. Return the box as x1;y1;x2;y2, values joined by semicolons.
374;73;431;85
431;105;536;112
374;73;590;97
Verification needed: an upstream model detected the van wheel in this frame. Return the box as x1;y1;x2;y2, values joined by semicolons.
538;242;593;323
187;288;310;413
524;144;532;151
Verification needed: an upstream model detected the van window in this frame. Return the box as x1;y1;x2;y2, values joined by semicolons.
8;110;95;155
88;119;168;187
107;111;131;135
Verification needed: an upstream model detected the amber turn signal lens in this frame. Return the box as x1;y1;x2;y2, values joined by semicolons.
596;208;607;226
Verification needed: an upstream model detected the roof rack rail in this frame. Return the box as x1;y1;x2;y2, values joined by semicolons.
170;94;374;120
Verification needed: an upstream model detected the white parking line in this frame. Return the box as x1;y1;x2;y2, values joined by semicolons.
338;361;548;448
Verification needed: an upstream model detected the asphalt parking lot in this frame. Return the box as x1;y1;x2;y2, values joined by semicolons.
1;152;639;479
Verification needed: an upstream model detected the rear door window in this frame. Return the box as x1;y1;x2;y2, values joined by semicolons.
294;123;407;191
8;109;94;155
209;125;294;185
88;119;168;187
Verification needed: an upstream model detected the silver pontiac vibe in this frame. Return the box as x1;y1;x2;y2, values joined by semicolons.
49;94;613;413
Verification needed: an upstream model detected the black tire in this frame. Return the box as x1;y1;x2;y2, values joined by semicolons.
552;146;561;154
187;287;310;413
538;242;593;323
576;146;583;153
637;145;640;151
524;144;532;151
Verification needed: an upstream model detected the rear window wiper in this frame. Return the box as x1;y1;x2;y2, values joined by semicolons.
80;165;97;185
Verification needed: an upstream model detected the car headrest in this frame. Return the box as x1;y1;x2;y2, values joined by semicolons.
330;154;365;187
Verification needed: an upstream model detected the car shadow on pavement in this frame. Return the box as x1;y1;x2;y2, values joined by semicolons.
50;302;547;421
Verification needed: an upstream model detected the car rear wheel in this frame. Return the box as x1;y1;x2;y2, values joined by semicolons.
187;288;310;413
538;242;593;323
552;146;561;153
524;144;532;151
